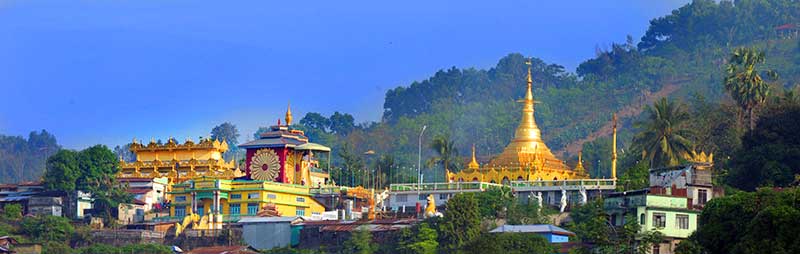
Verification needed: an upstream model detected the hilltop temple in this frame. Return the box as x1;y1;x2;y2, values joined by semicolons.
447;60;603;184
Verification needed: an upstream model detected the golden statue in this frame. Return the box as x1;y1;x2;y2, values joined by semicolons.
424;194;442;218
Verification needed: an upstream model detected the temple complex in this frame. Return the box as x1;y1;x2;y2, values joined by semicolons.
447;59;597;184
160;105;333;223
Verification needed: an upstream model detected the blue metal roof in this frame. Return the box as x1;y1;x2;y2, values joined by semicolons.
489;224;576;236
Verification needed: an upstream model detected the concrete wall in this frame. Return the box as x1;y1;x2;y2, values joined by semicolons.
242;222;292;250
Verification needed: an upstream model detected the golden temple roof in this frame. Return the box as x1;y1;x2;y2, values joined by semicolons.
486;58;571;172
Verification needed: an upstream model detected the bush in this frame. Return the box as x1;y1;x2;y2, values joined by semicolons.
20;215;74;242
43;241;72;254
2;204;22;220
76;243;120;254
464;233;555;254
120;243;172;254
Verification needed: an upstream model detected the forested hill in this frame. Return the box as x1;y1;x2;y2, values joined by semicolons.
0;130;60;183
297;0;800;180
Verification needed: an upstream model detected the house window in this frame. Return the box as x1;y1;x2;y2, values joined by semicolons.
231;194;242;200
640;213;646;225
247;203;259;215
175;206;186;217
610;214;618;226
439;194;448;200
296;208;306;216
248;193;260;199
230;205;240;215
267;194;277;199
676;214;689;229
698;189;708;205
653;213;666;228
653;244;660;254
296;197;305;203
174;196;187;202
396;195;407;202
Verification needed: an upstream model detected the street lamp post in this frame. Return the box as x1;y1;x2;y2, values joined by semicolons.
418;125;427;193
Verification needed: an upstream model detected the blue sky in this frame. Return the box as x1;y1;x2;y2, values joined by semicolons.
0;0;689;149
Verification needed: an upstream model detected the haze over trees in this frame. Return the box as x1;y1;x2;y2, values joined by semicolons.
0;130;60;183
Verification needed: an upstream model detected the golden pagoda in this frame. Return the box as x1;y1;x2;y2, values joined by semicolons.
117;137;240;182
447;59;590;183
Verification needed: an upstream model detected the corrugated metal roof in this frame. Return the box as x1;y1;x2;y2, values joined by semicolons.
489;224;576;236
238;216;303;224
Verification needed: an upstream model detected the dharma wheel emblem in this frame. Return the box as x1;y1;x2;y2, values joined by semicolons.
250;149;280;181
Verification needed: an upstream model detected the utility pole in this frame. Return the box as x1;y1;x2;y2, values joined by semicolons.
418;125;427;194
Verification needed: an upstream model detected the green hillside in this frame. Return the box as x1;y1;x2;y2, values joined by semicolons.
294;0;800;183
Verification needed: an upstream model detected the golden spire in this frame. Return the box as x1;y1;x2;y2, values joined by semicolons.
468;144;480;169
612;113;618;179
575;151;585;172
285;101;293;126
485;57;573;174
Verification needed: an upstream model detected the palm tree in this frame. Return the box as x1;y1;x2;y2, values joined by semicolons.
632;98;694;168
724;47;778;131
426;135;460;176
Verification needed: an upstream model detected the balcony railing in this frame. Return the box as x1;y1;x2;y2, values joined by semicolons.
389;182;505;192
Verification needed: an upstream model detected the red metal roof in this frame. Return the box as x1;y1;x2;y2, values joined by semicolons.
776;23;797;30
126;188;152;194
118;178;156;182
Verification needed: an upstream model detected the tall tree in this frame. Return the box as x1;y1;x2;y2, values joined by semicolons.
43;150;81;192
211;122;240;160
329;112;356;135
724;47;778;131
113;143;135;162
426;135;460;174
632;98;694;168
437;193;481;251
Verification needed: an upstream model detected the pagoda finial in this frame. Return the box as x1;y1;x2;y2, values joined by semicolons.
575;150;585;172
468;144;480;169
285;101;293;126
525;58;533;101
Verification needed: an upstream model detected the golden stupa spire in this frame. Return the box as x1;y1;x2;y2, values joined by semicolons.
468;144;480;169
285;102;293;126
575;151;585;172
486;57;572;174
514;58;542;143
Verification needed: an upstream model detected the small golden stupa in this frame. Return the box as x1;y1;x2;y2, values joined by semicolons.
447;59;592;183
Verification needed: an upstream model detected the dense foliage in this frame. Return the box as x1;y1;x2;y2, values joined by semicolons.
43;145;131;222
727;103;800;191
342;228;377;254
436;193;482;251
688;188;800;254
567;200;663;254
464;233;555;254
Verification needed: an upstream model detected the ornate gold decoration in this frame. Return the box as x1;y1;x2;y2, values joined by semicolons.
285;102;293;125
468;144;480;170
250;149;281;181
